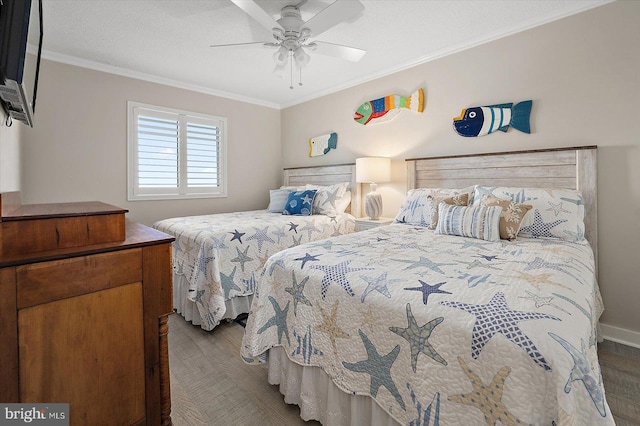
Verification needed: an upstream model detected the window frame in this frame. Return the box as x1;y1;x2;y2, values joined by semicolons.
127;101;228;201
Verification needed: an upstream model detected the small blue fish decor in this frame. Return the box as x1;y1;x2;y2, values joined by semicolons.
453;100;532;137
354;88;424;125
309;132;337;157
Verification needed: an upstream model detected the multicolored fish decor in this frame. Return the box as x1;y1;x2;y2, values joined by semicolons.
353;88;424;125
453;100;532;137
309;132;337;157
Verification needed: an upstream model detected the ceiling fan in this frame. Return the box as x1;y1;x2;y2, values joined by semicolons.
211;0;366;88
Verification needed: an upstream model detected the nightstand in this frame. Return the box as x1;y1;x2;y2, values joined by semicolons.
355;217;394;232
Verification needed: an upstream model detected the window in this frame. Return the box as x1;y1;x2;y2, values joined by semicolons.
127;102;227;200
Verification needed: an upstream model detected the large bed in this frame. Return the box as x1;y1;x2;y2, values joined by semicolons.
154;164;361;331
241;146;614;425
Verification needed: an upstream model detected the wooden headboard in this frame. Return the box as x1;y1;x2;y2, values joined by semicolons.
283;164;361;218
406;146;598;269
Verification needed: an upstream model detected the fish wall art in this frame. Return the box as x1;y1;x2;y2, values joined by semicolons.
453;100;532;137
309;132;337;157
353;88;424;125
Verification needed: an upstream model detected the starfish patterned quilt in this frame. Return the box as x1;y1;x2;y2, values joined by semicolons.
241;224;612;425
154;210;355;330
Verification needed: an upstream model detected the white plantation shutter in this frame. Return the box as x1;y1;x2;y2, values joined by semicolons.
128;102;227;200
137;114;179;189
186;119;220;190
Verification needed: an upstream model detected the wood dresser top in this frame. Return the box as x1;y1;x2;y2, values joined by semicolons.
2;201;128;221
0;220;174;268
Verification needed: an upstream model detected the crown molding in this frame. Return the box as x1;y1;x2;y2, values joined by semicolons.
36;49;281;110
279;0;613;108
32;0;611;111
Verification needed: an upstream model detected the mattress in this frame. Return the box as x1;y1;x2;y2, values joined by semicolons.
241;224;612;425
154;210;355;330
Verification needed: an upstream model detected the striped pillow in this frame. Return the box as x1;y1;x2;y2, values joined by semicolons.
435;203;502;242
426;193;469;230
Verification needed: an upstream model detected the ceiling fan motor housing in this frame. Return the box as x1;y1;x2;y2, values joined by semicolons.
278;5;304;29
277;6;309;50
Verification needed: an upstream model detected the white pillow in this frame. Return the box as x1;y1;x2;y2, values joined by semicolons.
473;186;585;241
336;190;351;214
306;182;349;215
267;189;291;213
394;186;475;227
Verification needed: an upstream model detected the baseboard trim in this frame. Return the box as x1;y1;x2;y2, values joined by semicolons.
600;323;640;349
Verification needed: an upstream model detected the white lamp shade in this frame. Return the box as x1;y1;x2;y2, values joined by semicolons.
356;157;391;183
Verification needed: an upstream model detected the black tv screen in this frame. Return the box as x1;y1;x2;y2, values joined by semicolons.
0;0;43;127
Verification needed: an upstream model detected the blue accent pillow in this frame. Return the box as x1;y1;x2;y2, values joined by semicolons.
283;190;317;216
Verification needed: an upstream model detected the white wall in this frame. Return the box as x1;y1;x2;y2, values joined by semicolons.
21;59;282;225
16;1;640;341
0;109;21;192
281;1;640;338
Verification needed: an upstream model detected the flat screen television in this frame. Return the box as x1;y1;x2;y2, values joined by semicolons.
0;0;43;127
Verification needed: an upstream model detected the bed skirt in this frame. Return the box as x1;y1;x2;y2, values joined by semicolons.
267;347;400;426
173;272;253;327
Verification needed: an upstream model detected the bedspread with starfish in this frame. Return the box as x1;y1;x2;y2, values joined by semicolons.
241;224;613;425
154;210;355;330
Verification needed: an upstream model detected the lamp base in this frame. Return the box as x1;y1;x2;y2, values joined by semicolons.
365;192;383;221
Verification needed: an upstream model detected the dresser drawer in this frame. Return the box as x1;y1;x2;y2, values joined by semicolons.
16;248;143;309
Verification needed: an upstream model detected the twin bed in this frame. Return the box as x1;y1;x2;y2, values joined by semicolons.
238;146;613;425
154;164;361;330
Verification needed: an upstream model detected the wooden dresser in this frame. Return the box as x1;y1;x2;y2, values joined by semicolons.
0;192;174;426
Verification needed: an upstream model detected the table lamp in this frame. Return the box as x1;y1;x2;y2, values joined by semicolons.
356;157;391;220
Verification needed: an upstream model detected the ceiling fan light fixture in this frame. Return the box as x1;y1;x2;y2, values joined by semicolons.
293;47;310;67
273;63;286;78
273;46;289;66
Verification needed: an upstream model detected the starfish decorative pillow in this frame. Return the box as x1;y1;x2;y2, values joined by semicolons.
283;190;317;216
473;186;585;241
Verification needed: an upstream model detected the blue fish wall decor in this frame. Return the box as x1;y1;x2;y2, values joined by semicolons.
453;100;532;137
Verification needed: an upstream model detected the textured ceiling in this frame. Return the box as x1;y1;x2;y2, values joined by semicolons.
37;0;609;108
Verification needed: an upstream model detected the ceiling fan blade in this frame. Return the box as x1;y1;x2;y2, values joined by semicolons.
209;41;270;48
313;41;366;62
304;0;364;37
230;0;283;32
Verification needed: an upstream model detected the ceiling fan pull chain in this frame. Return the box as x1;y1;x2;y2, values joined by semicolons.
289;52;294;89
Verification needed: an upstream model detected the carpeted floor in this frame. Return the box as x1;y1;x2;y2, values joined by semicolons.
597;339;640;425
168;314;320;426
168;313;640;425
